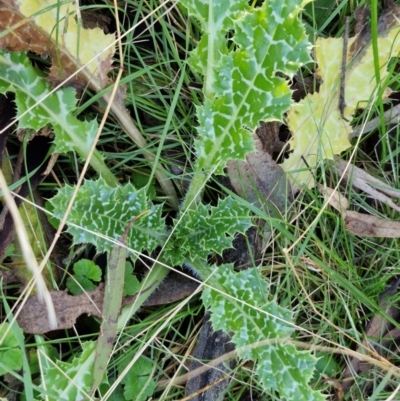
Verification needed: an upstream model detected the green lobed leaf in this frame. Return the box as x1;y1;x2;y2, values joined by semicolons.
67;258;102;295
40;341;96;401
67;275;97;295
182;0;312;174
256;344;325;401
49;178;166;254
118;355;156;401
165;196;252;265
202;267;325;401
73;259;102;282
181;0;249;76
0;51;116;186
0;51;97;154
0;322;24;375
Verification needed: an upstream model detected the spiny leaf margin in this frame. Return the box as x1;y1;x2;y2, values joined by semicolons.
39;341;96;401
182;0;249;76
165;196;252;266
0;50;97;155
202;266;325;401
182;0;312;174
49;178;165;254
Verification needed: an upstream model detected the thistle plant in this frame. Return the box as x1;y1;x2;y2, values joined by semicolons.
0;0;327;399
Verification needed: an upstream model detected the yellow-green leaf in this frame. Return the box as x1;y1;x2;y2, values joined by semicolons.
282;21;400;187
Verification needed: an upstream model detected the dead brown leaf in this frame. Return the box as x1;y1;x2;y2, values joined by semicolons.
145;271;199;306
227;127;290;213
16;272;199;334
344;211;400;237
16;284;105;334
185;313;235;401
0;6;50;54
334;160;400;212
319;185;400;238
227;128;291;246
350;0;400;59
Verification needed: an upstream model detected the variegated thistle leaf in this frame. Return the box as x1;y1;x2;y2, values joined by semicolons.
40;341;97;401
181;2;324;399
165;197;252;266
181;0;312;174
49;178;165;254
182;0;248;80
0;51;95;153
203;267;325;401
0;50;116;185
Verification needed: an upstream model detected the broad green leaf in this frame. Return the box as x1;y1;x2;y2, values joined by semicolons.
73;259;102;282
203;267;325;401
0;322;24;375
0;50;116;186
0;51;95;154
67;275;97;295
66;259;101;295
118;355;156;401
181;0;312;174
4;244;15;259
182;0;248;77
99;379;125;401
40;341;96;401
165;196;252;265
49;178;165;254
313;352;340;381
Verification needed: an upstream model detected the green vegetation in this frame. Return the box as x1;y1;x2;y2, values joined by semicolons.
1;0;400;400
